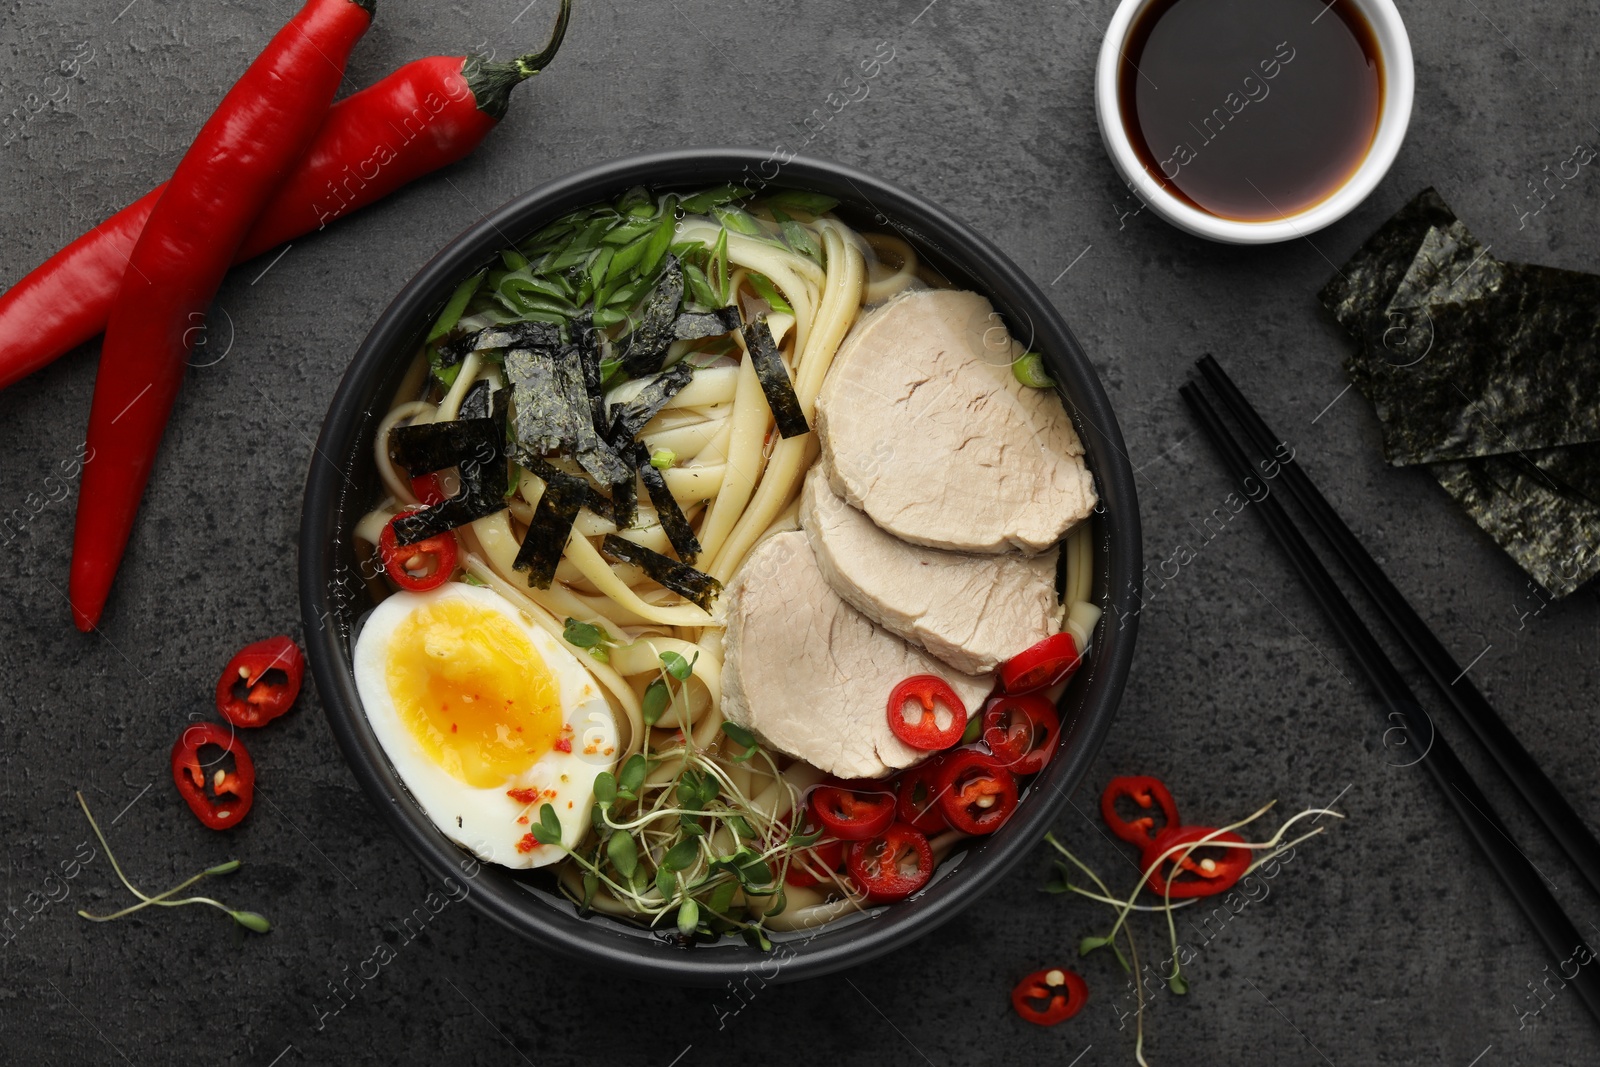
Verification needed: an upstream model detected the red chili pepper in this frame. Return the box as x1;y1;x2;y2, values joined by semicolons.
885;675;968;751
0;2;573;394
936;750;1019;835
981;694;1062;775
68;0;375;631
1141;825;1252;899
809;779;897;842
846;823;934;902
999;632;1081;694
1010;967;1089;1026
215;636;306;728
777;809;851;895
171;722;256;830
411;473;448;506
895;756;950;834
378;511;458;591
1100;775;1181;846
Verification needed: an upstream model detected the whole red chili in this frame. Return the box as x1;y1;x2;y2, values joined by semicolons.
0;1;572;394
1141;825;1252;899
981;694;1061;775
885;675;968;751
895;756;950;834
1010;967;1089;1026
69;0;375;631
936;750;1019;835
379;511;458;591
999;632;1081;694
1100;775;1181;846
171;722;256;830
809;779;897;842
215;636;306;728
846;823;934;902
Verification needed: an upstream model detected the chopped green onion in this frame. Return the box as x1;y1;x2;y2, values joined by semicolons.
649;448;676;470
712;205;762;236
426;270;486;343
679;184;751;214
745;272;793;315
765;190;839;216
1011;351;1055;389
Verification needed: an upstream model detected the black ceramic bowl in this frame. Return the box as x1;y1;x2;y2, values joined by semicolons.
299;149;1141;985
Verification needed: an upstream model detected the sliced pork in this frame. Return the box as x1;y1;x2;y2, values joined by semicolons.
814;288;1096;554
799;467;1060;675
720;532;992;779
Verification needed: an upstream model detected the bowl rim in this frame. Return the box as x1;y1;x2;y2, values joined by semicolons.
1094;0;1415;245
298;148;1143;985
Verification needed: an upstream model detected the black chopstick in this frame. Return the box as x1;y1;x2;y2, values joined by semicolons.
1179;382;1600;1027
1196;354;1600;901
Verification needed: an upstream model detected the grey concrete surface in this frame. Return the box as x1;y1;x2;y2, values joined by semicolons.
2;0;1598;1064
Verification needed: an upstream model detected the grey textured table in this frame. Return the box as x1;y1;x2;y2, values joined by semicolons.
2;1;1597;1064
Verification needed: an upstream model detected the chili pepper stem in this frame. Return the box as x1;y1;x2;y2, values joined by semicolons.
464;0;573;120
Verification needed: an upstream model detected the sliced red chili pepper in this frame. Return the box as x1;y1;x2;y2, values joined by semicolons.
809;779;897;842
885;675;968;751
1100;775;1181;846
1011;967;1089;1026
936;750;1019;835
846;823;934;902
379;509;458;591
999;632;1081;694
775;807;846;889
171;722;255;830
895;756;951;834
410;473;448;506
982;694;1061;775
214;636;305;728
1141;825;1251;899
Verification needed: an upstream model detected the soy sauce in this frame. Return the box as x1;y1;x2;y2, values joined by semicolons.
1119;0;1383;221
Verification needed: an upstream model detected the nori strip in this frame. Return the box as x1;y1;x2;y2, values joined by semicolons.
1319;187;1457;336
506;346;578;453
573;313;608;436
611;472;638;530
458;377;502;421
510;449;616;524
387;403;510;546
513;475;585;589
617;256;684;378
607;362;694;442
741;317;810;439
672;306;742;341
632;444;700;563
599;534;722;611
439;320;561;366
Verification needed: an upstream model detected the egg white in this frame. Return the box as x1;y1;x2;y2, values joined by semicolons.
352;582;618;868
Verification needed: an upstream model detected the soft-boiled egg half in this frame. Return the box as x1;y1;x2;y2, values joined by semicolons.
352;582;618;868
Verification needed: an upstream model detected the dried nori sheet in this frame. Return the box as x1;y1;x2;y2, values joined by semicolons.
673;306;742;341
617;257;684;378
632;444;700;563
607;362;693;442
458;378;500;422
1321;186;1600;597
741;317;809;439
506;346;582;453
599;534;721;611
1429;454;1600;599
387;404;510;546
573;314;608;437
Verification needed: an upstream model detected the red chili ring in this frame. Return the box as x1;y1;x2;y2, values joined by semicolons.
846;823;934;902
982;694;1061;776
936;750;1019;835
1099;775;1181;846
1011;967;1089;1026
809;779;897;842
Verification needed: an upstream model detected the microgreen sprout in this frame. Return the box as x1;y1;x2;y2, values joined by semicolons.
561;616;617;665
73;791;270;934
1043;801;1343;1066
543;650;859;946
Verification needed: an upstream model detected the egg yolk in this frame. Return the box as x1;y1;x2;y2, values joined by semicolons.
385;599;563;788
